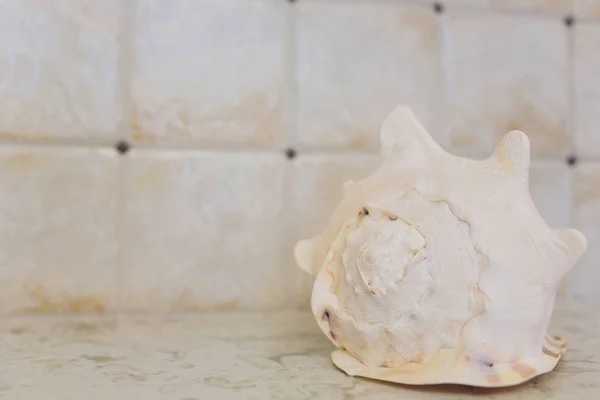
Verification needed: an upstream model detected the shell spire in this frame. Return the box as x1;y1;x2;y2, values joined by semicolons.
379;106;447;163
294;105;587;388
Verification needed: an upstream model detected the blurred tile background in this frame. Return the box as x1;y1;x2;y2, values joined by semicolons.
0;0;598;314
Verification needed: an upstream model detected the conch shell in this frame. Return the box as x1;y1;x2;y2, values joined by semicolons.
294;106;587;388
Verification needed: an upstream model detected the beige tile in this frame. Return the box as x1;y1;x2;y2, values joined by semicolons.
0;146;119;314
284;154;380;307
571;163;600;300
444;0;570;13
295;2;442;152
122;151;285;311
445;12;569;158
131;0;286;147
574;24;600;158
0;0;120;141
574;0;600;19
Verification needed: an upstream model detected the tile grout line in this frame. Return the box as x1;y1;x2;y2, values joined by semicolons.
0;140;589;162
117;0;137;148
566;7;577;232
3;136;580;162
438;2;576;20
437;1;449;150
114;0;139;315
284;0;297;152
116;155;128;315
282;0;300;309
0;138;116;149
293;0;577;19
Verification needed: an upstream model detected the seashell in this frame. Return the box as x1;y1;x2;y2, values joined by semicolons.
294;106;587;388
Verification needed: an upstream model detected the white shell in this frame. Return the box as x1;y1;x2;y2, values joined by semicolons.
294;106;587;388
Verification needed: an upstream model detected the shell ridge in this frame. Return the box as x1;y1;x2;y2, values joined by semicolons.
406;190;491;308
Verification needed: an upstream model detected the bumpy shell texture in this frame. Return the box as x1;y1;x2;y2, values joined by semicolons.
294;106;587;388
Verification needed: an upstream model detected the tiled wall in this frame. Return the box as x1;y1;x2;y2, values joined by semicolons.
0;0;598;314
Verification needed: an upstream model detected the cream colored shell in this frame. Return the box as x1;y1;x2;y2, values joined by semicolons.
294;106;587;388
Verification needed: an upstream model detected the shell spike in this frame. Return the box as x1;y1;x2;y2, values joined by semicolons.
550;228;588;273
294;234;323;276
380;105;445;161
343;180;355;194
492;130;530;175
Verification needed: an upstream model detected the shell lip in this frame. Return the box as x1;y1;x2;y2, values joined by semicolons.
330;334;568;388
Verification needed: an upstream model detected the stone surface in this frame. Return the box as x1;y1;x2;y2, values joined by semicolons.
573;24;600;159
444;0;570;13
284;154;379;307
131;0;286;147
0;146;119;313
122;151;285;311
444;12;569;157
1;303;599;399
294;1;441;151
571;163;600;300
0;0;120;141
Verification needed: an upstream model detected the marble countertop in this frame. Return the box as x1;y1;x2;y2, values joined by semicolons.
1;302;599;400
